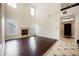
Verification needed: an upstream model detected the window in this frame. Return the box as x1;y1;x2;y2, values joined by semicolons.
6;20;17;35
30;7;35;16
7;3;16;8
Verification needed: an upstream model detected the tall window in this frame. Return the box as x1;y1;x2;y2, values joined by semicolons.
30;7;35;16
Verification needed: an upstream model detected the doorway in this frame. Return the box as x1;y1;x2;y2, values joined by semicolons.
60;17;76;39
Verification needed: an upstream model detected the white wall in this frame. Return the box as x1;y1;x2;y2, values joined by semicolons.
5;3;35;39
76;15;79;40
35;3;61;39
0;4;2;44
5;3;79;40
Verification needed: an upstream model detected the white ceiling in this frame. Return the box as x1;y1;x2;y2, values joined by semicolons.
61;3;76;8
28;3;76;9
28;3;42;8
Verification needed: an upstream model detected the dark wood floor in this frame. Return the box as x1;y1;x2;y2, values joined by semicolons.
4;36;57;56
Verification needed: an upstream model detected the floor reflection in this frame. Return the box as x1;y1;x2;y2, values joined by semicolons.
29;36;36;52
5;36;57;56
5;40;20;56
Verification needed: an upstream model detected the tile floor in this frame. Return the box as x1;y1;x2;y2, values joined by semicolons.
44;38;79;56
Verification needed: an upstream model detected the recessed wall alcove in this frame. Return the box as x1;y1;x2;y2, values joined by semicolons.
60;16;76;39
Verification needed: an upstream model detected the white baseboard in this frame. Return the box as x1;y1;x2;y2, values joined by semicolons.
36;35;59;40
5;34;59;40
5;34;33;40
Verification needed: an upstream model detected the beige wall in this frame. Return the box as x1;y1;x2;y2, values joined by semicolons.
5;3;61;40
35;3;61;39
76;15;79;40
5;3;79;40
0;4;2;44
5;3;35;39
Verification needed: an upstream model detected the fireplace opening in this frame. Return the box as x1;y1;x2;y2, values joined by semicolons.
64;23;72;37
21;29;28;35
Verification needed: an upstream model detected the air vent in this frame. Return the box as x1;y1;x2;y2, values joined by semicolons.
63;11;67;14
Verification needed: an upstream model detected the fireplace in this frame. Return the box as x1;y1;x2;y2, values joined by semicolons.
64;23;72;37
21;29;28;36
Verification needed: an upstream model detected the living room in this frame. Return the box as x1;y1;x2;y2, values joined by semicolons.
0;3;79;56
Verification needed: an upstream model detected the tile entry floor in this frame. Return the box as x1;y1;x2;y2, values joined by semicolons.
44;38;79;56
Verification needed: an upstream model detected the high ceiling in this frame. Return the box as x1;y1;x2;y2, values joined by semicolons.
28;3;76;9
61;3;76;8
28;3;42;8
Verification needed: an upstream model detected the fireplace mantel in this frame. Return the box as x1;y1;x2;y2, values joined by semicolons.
20;27;33;38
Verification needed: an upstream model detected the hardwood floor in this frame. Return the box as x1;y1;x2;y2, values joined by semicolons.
4;36;57;56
